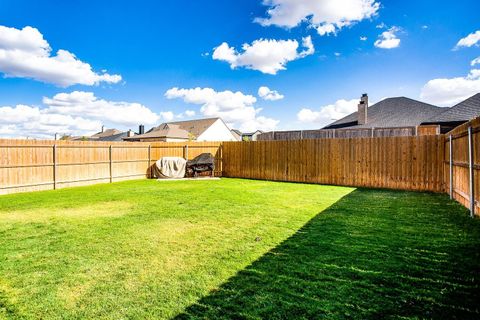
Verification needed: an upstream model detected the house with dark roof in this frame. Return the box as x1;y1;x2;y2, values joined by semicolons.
323;94;445;131
125;117;238;142
421;93;480;133
71;126;136;141
324;93;480;134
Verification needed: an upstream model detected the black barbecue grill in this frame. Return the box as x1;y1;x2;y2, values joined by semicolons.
186;153;215;177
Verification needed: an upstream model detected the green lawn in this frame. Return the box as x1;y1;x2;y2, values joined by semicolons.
0;179;479;319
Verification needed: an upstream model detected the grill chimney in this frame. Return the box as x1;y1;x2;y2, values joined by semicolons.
358;93;368;125
139;124;145;135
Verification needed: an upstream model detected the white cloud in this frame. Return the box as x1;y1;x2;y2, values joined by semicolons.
471;57;480;66
455;30;480;49
316;23;336;36
374;27;401;49
255;0;380;36
43;91;160;126
159;111;174;122
241;116;280;132
297;98;359;127
165;87;279;131
0;104;101;139
258;86;284;101
420;69;480;106
0;92;173;139
334;52;341;57
0;25;122;86
212;36;314;75
376;22;386;29
360;36;368;41
185;110;196;117
0;104;40;123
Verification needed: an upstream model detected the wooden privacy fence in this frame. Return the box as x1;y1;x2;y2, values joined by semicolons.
0;117;478;216
257;125;440;141
0;139;222;195
444;117;479;216
222;135;445;192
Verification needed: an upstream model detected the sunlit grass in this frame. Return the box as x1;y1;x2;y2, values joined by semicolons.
0;178;353;319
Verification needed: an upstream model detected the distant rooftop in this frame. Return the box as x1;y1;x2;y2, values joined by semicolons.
90;128;122;139
126;117;221;140
324;97;444;129
125;123;190;140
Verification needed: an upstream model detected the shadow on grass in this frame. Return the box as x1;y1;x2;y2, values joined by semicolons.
176;189;480;319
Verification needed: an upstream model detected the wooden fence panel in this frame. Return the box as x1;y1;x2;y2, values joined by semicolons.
444;117;480;216
0;140;222;195
223;135;445;192
257;127;422;141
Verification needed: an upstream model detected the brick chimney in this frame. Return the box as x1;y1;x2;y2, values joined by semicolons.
139;124;145;135
358;93;368;125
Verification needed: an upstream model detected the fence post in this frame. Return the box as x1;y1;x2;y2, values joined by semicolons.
449;134;453;199
148;145;151;178
371;127;374;138
53;144;57;190
184;144;189;160
219;143;223;177
109;145;113;183
468;127;475;217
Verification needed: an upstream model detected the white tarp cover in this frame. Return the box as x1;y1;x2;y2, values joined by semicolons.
153;157;186;178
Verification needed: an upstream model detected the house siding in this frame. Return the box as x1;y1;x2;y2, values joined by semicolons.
197;119;237;141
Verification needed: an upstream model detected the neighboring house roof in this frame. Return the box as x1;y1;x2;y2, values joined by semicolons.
125;123;190;140
243;130;263;136
165;118;220;138
96;132;131;141
126;118;221;140
231;129;242;140
424;93;480;124
324;97;444;129
90;129;123;139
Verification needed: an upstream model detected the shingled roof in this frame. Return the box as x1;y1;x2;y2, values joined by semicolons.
90;128;123;139
126;117;221;140
164;118;220;138
324;97;444;129
96;131;131;141
124;123;190;140
424;93;480;123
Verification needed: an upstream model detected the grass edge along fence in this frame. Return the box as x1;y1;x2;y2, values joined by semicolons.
0;140;222;195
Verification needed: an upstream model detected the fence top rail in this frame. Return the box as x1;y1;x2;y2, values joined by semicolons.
445;116;480;136
224;134;444;144
448;125;480;140
0;142;224;148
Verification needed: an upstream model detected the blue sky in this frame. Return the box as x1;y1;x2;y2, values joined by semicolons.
0;0;479;138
